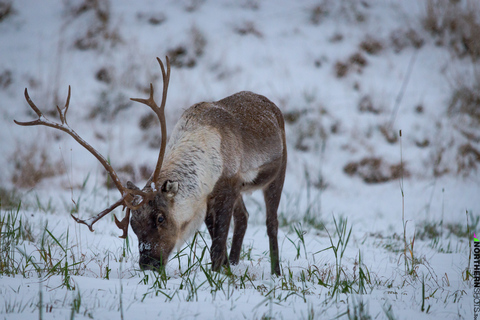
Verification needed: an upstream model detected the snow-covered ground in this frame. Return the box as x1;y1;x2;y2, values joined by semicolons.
1;0;478;319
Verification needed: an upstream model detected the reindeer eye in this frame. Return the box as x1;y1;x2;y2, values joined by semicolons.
157;215;165;224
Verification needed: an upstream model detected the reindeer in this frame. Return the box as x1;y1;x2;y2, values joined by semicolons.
14;57;287;275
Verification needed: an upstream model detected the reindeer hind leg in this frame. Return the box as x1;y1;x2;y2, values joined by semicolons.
263;159;286;276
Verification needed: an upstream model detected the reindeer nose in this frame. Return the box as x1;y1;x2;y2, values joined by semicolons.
139;242;152;254
139;255;154;270
139;254;165;271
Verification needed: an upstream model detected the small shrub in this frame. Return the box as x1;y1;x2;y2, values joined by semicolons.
0;0;13;22
329;33;344;43
136;12;166;25
88;90;131;121
379;124;398;144
335;52;368;78
349;52;368;67
359;36;383;55
69;0;122;51
335;61;349;78
343;157;408;184
358;95;380;114
310;3;329;25
283;110;303;124
167;46;196;68
139;113;158;130
293;113;327;152
184;0;205;12
415;139;430;148
95;67;113;84
390;28;424;53
191;25;207;57
0;69;12;88
234;21;263;38
456;143;480;175
167;26;206;69
449;83;480;123
431;145;450;177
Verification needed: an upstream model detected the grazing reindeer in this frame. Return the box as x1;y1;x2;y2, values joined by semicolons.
15;57;287;275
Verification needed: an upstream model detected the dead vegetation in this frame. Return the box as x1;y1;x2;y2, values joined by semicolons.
456;143;480;175
358;95;381;114
423;0;480;60
104;163;150;189
343;157;408;184
447;69;480;176
449;79;480;124
390;28;424;53
11;144;65;188
335;52;368;78
309;0;369;25
66;0;122;51
359;36;383;55
0;69;12;89
0;187;21;209
136;11;166;25
234;21;263;38
168;26;207;68
88;90;131;121
0;0;13;23
378;124;398;144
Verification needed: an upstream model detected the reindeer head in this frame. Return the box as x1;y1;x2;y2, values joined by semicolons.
15;57;175;271
127;180;179;270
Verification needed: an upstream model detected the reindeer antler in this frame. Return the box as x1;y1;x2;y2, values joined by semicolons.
131;57;170;188
15;86;126;194
14;57;171;239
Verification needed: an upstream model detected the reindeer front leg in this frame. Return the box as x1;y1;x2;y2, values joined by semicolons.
206;182;238;272
205;205;228;268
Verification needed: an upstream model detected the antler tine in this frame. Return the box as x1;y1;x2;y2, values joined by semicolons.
71;196;126;232
56;85;71;125
114;208;131;239
24;88;42;118
130;56;170;188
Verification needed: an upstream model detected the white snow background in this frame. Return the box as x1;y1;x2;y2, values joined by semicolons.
0;0;479;319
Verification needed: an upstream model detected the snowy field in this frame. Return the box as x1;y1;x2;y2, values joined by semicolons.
1;0;479;319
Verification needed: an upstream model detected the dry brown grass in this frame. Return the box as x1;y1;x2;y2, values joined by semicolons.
344;157;409;184
11;144;65;188
68;0;122;51
449;80;480;123
423;0;480;60
390;28;425;53
456;143;480;176
334;52;368;78
359;36;383;55
358;95;381;114
0;0;13;23
234;21;263;38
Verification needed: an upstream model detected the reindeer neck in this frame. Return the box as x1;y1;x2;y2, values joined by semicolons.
159;128;223;200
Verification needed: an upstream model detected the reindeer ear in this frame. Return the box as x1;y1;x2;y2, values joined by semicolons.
127;181;140;191
161;180;178;198
141;180;154;193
